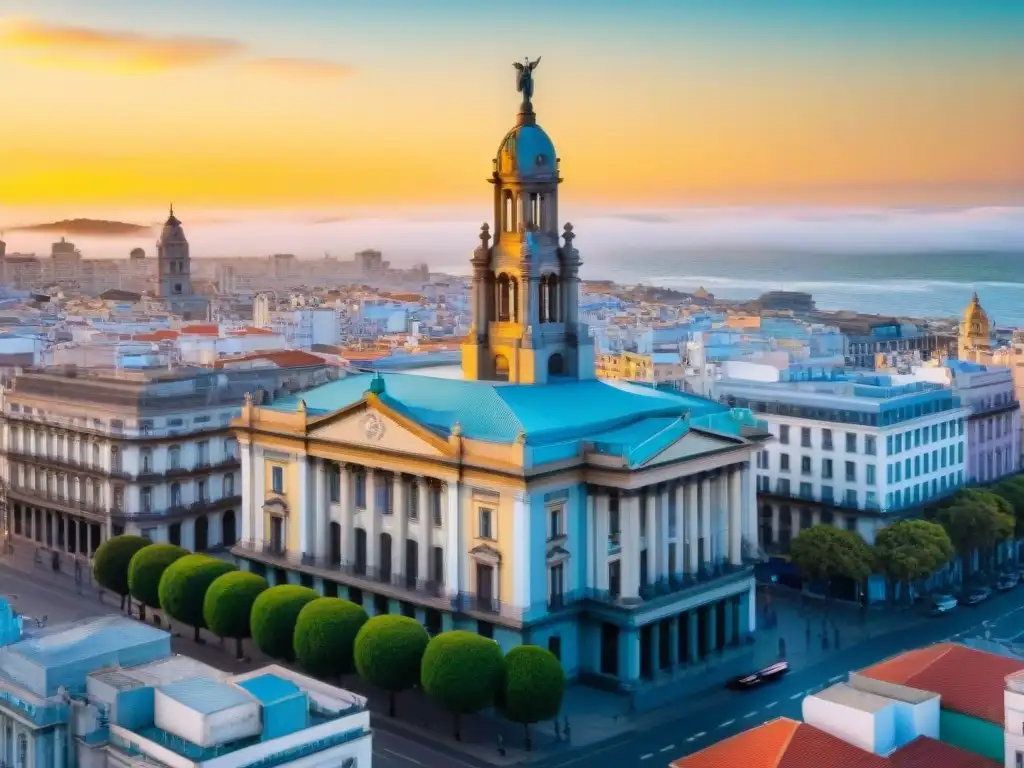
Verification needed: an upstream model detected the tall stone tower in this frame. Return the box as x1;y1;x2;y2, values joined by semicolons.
958;292;992;362
157;205;192;299
461;58;594;384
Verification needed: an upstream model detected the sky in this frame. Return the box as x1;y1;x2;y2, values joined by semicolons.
0;0;1022;217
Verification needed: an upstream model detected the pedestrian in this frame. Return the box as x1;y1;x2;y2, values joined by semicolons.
564;715;571;743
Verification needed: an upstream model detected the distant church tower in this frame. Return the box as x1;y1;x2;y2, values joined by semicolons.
157;205;192;298
461;58;594;384
958;292;992;362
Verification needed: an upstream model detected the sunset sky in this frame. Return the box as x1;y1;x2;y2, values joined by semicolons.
0;0;1022;215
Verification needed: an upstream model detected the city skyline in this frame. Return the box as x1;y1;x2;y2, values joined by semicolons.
0;0;1021;212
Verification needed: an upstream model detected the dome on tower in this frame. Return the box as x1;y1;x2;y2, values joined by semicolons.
495;123;557;181
963;292;990;328
159;205;187;245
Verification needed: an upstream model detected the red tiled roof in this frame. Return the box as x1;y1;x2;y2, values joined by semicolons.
671;718;799;768
132;330;180;341
229;326;276;336
216;350;327;369
890;736;1000;768
180;324;220;336
859;643;1024;724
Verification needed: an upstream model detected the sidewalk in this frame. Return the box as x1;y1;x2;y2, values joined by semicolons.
0;546;934;766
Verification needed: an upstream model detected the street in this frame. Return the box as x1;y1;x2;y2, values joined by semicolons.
535;592;1024;768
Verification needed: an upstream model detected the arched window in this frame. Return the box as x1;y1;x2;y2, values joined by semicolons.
547;275;559;322
494;354;510;382
530;193;542;229
548;354;564;377
503;191;514;232
168;445;181;470
223;473;234;497
496;274;511;321
510;277;519;322
141;447;153;474
170;482;182;508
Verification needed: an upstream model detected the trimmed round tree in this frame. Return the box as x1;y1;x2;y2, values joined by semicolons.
420;630;504;740
250;585;319;661
354;615;429;718
127;543;187;622
158;554;237;643
293;598;368;680
203;571;269;659
92;534;151;611
497;645;565;749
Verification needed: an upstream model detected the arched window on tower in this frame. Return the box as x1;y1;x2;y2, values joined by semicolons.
503;191;514;233
530;193;542;229
494;354;510;382
539;275;549;323
497;274;511;321
510;277;519;322
516;194;524;232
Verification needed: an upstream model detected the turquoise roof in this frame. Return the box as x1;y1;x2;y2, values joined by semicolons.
7;617;167;669
158;677;253;714
273;373;753;450
235;674;301;704
499;123;557;179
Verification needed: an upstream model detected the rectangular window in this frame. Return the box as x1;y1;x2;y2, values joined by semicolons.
886;435;893;455
329;465;341;503
780;453;790;472
822;458;833;479
940;422;947;440
479;507;494;539
895;463;902;482
923;452;930;473
866;465;876;484
271;466;284;493
931;425;938;442
958;442;964;464
777;478;791;495
904;458;911;478
821;485;833;503
799;482;812;499
801;456;812;475
779;425;790;445
822;429;833;451
549;506;563;539
845;461;856;482
914;455;921;476
914;429;921;448
801;427;811;448
895;434;902;453
846;433;857;453
355;471;367;508
864;436;876;456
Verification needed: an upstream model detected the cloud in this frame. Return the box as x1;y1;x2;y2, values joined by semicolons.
244;57;354;80
0;17;242;70
0;17;353;79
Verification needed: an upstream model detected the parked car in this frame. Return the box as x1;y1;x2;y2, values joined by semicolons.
727;661;790;690
961;587;992;606
930;594;958;615
997;573;1020;591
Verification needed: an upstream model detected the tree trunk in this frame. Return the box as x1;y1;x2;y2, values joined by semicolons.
138;604;146;621
388;691;396;718
119;594;126;611
235;636;244;660
127;595;132;614
524;723;532;750
453;712;462;741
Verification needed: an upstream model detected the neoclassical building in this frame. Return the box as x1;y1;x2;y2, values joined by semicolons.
232;66;770;694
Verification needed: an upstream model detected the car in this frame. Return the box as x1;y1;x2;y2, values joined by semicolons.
997;573;1020;591
930;594;958;615
727;661;790;690
961;587;992;606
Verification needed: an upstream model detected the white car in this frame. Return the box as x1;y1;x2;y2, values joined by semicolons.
930;594;958;615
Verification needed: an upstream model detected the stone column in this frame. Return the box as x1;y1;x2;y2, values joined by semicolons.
705;602;718;652
687;611;700;662
181;518;195;552
596;492;609;591
644;488;655;585
240;442;253;541
394;475;408;576
650;623;661;677
669;617;680;668
658;485;670;580
296;455;310;556
674;483;686;578
314;460;328;560
512;491;530;608
686;481;699;574
586;489;597;589
253;447;266;544
729;468;743;566
621;492;641;599
723;598;735;646
339;464;352;562
444;481;460;595
417;479;431;577
744;463;757;550
365;468;378;570
700;476;712;570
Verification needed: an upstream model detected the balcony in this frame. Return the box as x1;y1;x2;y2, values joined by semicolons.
6;483;110;523
110;494;241;523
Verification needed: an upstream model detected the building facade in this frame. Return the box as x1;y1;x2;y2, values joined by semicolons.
155;207;208;320
714;374;969;599
0;363;335;560
231;68;771;698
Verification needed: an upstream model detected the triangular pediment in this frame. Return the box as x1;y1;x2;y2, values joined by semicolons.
638;430;741;467
307;397;452;458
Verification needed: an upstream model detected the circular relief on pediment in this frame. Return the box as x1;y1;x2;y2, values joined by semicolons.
361;413;385;442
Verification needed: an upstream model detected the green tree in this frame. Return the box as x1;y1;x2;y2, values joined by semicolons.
353;615;429;718
293;598;368;680
127;543;187;621
421;630;504;741
873;520;955;603
92;535;151;611
937;489;1014;576
990;476;1024;540
203;571;269;660
789;525;873;600
158;554;237;643
250;585;319;661
497;645;565;750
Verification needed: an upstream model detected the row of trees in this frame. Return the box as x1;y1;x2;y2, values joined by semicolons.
789;481;1023;602
92;536;563;748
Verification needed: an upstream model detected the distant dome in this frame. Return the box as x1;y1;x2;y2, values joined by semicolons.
496;123;557;181
159;205;187;245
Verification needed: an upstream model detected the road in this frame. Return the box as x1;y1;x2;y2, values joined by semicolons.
0;559;489;768
536;592;1024;768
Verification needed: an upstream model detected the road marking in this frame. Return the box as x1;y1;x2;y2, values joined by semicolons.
641;754;654;761
686;736;696;743
743;711;757;718
766;701;778;709
719;719;736;728
829;675;843;683
693;732;706;739
382;749;423;765
790;692;803;700
660;744;675;752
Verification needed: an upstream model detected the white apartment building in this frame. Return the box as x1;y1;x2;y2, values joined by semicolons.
714;373;969;599
0;363;335;561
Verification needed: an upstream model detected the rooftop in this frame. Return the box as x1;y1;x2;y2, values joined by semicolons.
858;643;1024;725
269;371;755;446
157;676;254;715
5;616;165;670
235;673;301;704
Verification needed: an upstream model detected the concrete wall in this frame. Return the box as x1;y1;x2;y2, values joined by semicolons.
940;709;1004;762
802;695;894;755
